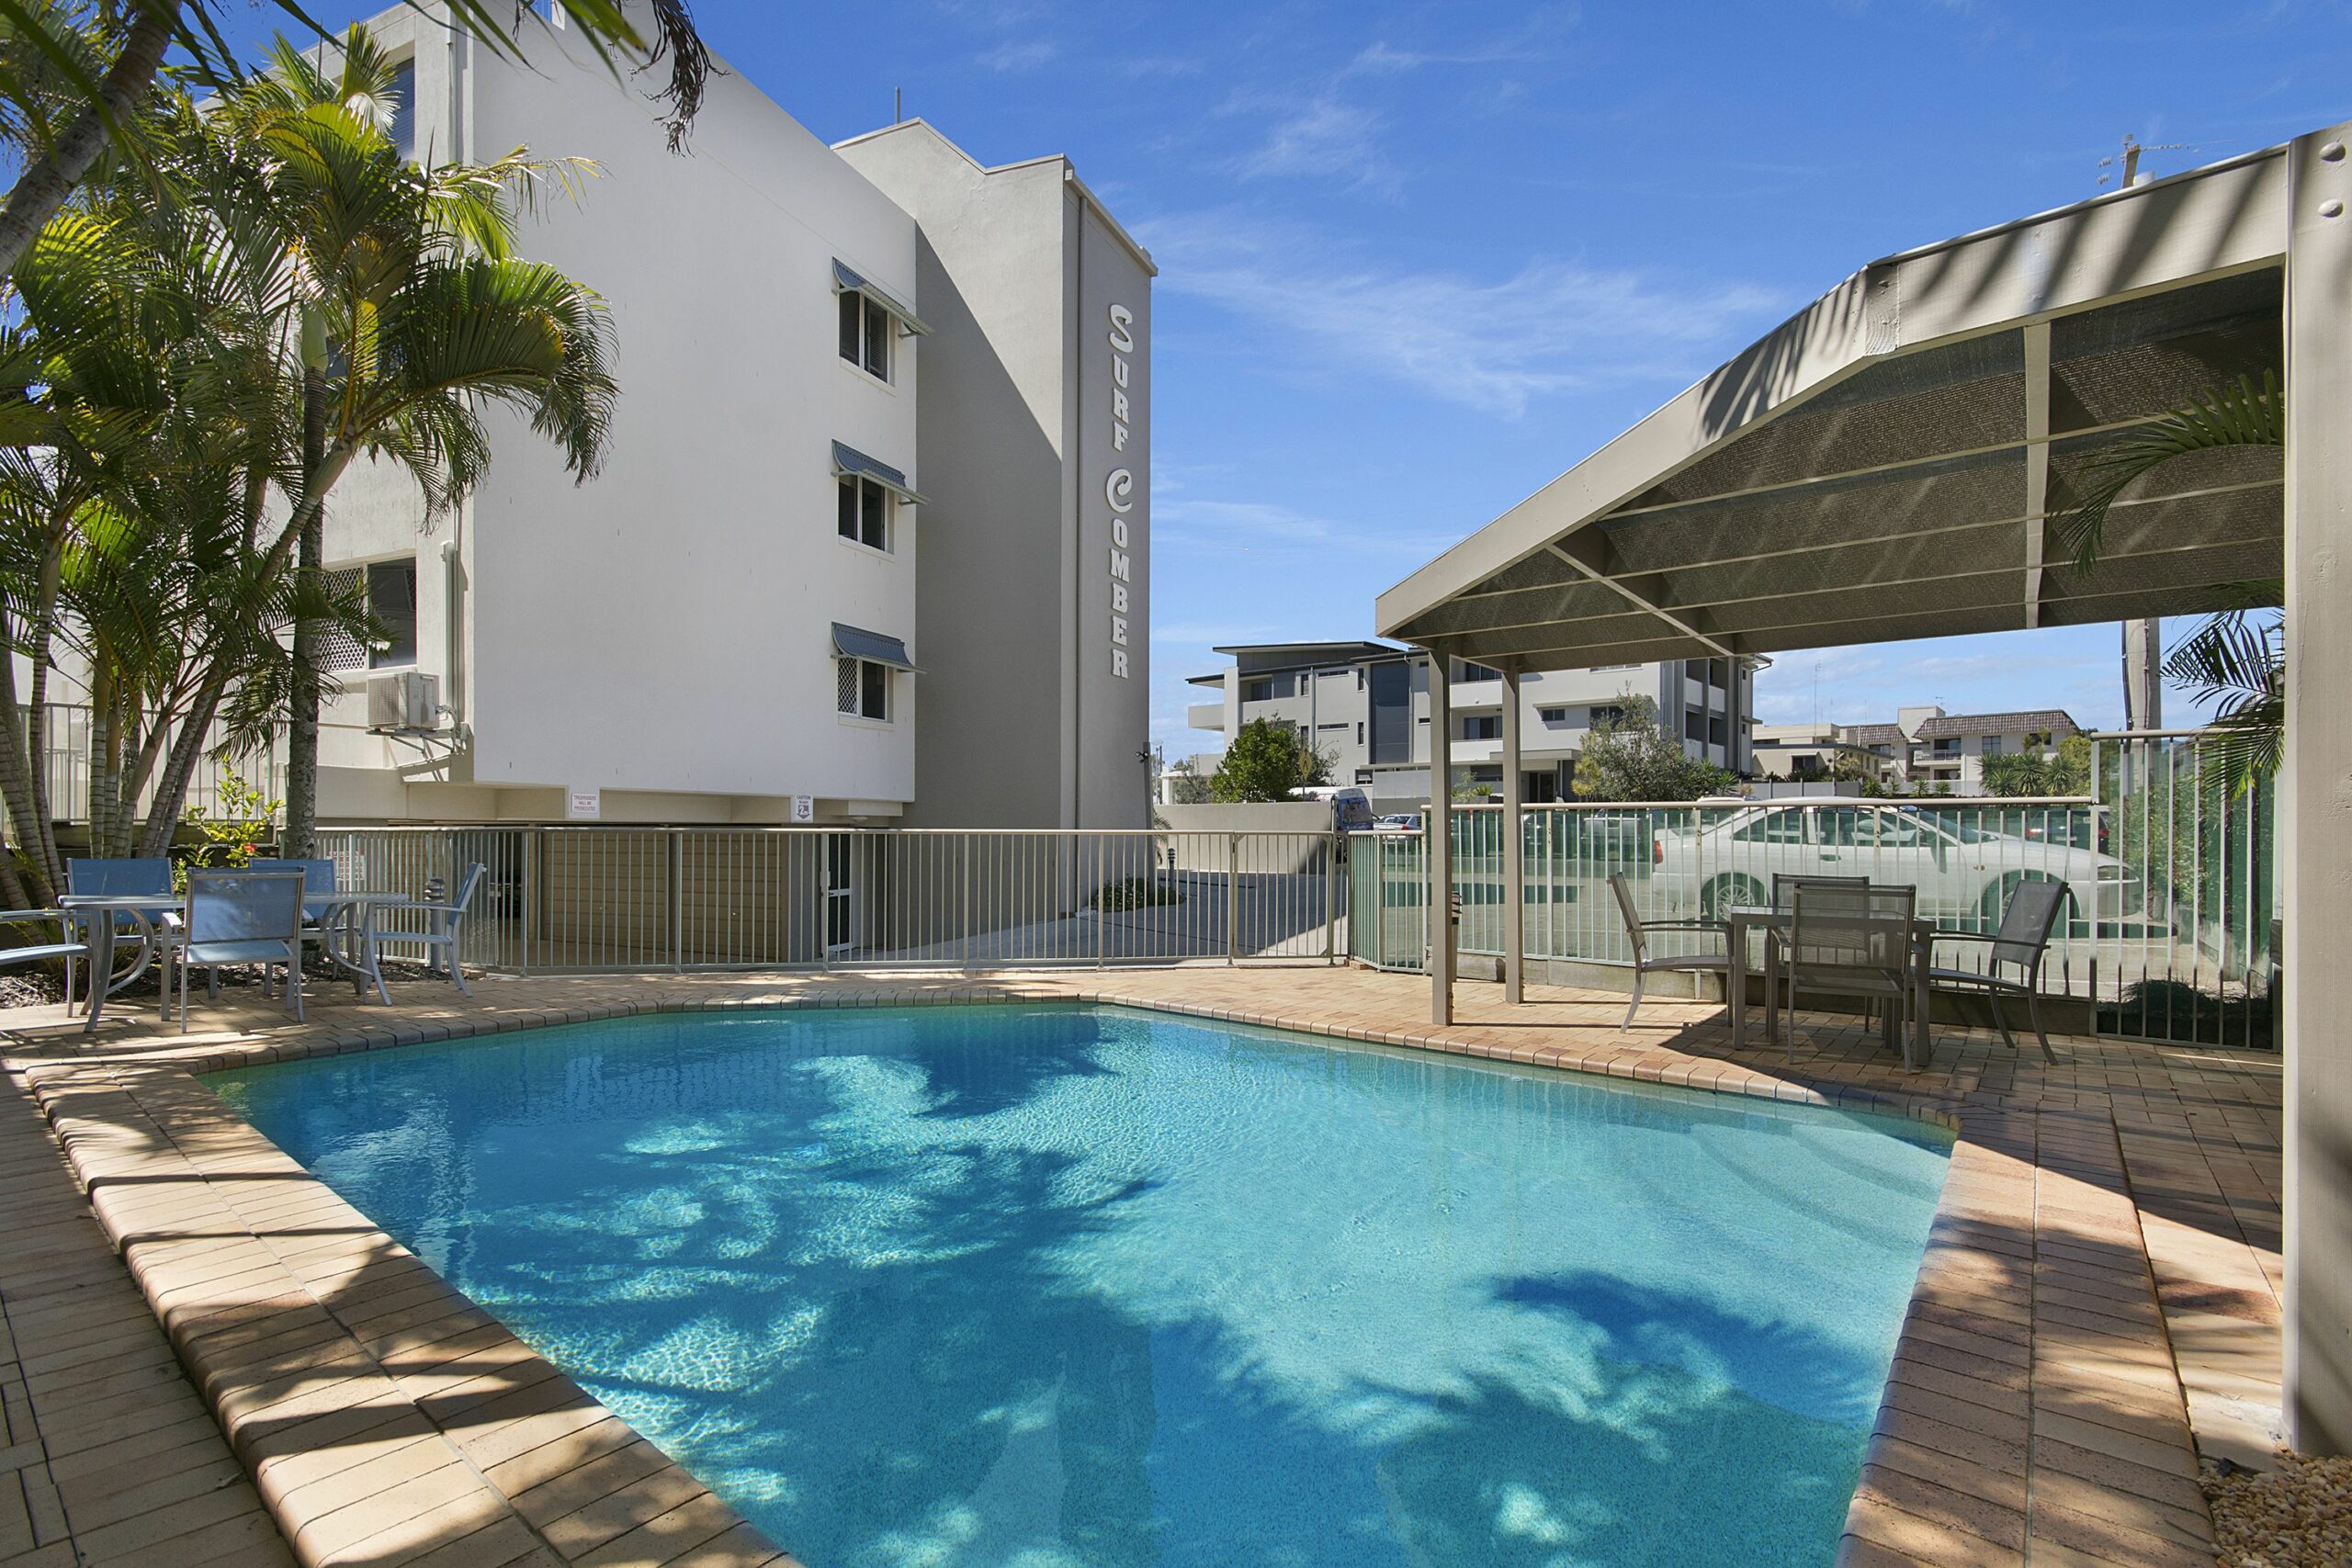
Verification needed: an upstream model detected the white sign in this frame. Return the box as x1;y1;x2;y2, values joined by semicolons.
1105;302;1137;679
565;786;601;821
790;795;815;824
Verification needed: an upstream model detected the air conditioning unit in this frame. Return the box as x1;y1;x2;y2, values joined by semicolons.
367;671;440;733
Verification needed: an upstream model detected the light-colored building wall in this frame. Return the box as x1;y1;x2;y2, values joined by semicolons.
836;122;1155;829
293;7;1148;829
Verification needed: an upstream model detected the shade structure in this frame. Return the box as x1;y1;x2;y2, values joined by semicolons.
831;258;932;336
830;623;919;671
1376;119;2352;1461
1376;148;2291;668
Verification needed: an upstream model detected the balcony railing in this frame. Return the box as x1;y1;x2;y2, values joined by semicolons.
25;704;283;829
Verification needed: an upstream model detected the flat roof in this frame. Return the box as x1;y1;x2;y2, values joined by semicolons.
1374;128;2330;669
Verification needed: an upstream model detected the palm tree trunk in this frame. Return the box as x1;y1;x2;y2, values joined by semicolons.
0;2;179;285
139;671;234;858
0;654;59;907
283;367;328;859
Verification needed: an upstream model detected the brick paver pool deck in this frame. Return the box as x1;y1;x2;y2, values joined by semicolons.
0;964;2283;1568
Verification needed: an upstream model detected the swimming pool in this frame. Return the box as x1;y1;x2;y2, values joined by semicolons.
207;1004;1950;1567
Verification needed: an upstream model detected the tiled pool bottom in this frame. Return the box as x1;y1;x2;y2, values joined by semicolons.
205;1003;1952;1568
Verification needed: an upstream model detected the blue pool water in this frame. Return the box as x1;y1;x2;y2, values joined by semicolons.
207;1005;1950;1567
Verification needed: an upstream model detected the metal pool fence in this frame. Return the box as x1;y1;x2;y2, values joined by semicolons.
1347;756;2276;1051
314;827;1344;974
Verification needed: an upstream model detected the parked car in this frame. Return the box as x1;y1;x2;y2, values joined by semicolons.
1650;803;2135;930
1374;813;1424;833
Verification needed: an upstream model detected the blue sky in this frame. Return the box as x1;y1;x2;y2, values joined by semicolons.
241;2;2342;752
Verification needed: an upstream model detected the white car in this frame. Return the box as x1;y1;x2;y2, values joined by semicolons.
1651;803;2134;930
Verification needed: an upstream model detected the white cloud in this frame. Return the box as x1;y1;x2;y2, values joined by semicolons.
1138;212;1783;417
1154;495;1457;559
976;39;1057;71
1235;97;1397;194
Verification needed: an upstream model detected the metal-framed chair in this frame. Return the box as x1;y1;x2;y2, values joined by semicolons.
169;871;307;1033
1771;872;1870;908
0;910;100;1032
1770;874;1876;1022
244;858;339;923
1927;878;2072;1064
1609;872;1732;1032
1782;883;1917;1065
367;863;484;997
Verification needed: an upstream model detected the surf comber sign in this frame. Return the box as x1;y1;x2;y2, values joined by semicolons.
1105;302;1138;678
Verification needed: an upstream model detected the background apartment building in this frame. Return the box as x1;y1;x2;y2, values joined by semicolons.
1754;707;2080;793
1186;641;1752;805
309;6;1150;830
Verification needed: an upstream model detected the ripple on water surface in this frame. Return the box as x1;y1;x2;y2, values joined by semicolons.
208;1003;1951;1568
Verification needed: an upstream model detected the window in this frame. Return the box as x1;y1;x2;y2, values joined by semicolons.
839;293;890;378
322;560;417;670
1243;678;1273;704
1589;705;1625;728
1981;735;2005;757
1538;706;1569;724
1463;715;1499;741
1684;708;1705;741
1933;737;1960;755
837;476;888;550
836;657;889;721
388;60;415;161
1457;661;1501;683
368;560;417;667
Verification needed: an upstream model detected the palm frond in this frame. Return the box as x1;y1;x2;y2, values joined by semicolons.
2051;371;2282;573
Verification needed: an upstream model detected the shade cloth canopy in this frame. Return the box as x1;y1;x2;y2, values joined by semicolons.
1377;145;2290;669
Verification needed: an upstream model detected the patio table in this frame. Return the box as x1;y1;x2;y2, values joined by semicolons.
311;891;421;1007
1724;904;1936;1071
57;893;183;1006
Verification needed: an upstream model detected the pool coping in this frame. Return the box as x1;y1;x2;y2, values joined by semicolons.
15;978;2227;1568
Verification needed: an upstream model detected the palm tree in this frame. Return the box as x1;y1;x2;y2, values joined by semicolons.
0;0;710;286
2051;372;2283;797
213;29;616;853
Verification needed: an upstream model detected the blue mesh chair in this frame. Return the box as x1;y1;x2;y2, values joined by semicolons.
0;910;100;1032
368;863;485;997
245;858;339;922
171;871;307;1032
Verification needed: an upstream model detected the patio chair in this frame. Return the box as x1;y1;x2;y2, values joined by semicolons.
169;871;307;1033
1770;872;1870;908
366;862;484;997
1781;883;1917;1066
0;910;101;1032
1609;872;1732;1032
245;858;340;923
1770;874;1875;1021
1926;878;2071;1065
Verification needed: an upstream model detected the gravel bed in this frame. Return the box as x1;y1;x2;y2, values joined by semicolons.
2206;1450;2352;1567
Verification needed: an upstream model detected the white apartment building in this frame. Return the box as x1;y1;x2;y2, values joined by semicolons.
1754;708;2081;793
311;6;1151;829
1187;642;1752;804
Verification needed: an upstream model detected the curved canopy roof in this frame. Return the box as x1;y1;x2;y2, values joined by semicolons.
1374;136;2313;670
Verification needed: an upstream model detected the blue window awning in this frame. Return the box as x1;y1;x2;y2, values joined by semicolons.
831;623;920;672
831;441;927;506
831;259;931;337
